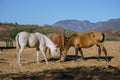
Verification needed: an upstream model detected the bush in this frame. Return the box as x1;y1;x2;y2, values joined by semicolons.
25;27;34;33
106;38;118;41
11;28;23;39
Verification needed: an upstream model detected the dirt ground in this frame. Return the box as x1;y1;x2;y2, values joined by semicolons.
0;41;120;80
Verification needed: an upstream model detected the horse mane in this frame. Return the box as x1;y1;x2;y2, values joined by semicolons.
41;34;57;57
64;33;77;51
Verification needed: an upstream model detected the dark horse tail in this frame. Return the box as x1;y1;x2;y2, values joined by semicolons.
99;33;105;42
16;34;21;49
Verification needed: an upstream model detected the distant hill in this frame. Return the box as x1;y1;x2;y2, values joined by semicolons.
0;21;120;41
52;18;120;32
95;19;120;31
102;30;120;41
0;23;74;40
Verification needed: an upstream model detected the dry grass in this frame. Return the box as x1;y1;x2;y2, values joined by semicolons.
0;41;120;80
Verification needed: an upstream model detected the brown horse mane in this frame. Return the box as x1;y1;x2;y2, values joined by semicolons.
64;33;76;51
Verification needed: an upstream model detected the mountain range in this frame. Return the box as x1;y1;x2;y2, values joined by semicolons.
52;18;120;32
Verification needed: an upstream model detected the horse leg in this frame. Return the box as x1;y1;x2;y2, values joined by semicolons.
40;45;48;64
78;48;85;61
44;46;48;58
75;48;79;61
45;46;51;59
60;48;63;59
97;46;101;61
48;48;51;59
36;50;39;63
97;43;108;61
18;47;24;66
103;46;108;62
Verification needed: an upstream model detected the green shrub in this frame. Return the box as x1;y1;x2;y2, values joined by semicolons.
106;38;118;41
11;28;23;39
25;27;34;33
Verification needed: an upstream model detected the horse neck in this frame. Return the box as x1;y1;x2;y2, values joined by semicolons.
64;39;72;51
42;34;56;56
43;35;55;47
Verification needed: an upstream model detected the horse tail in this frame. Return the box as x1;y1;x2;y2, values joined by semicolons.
15;34;21;49
99;33;105;42
42;34;57;57
102;33;105;42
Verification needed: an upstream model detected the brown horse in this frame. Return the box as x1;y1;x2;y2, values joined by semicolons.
45;33;66;59
60;32;108;62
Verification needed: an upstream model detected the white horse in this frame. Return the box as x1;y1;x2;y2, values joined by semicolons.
15;31;57;66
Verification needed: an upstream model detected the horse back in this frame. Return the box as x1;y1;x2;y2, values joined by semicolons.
48;33;65;49
88;32;105;43
69;33;95;48
28;34;39;47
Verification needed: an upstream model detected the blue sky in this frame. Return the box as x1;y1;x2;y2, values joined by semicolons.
0;0;120;25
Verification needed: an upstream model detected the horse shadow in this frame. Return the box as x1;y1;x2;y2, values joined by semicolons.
48;57;60;61
22;58;60;66
85;56;114;62
65;55;114;62
21;55;114;66
36;58;59;63
0;46;16;51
